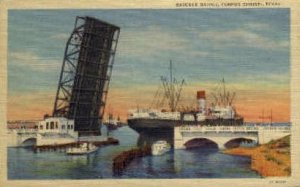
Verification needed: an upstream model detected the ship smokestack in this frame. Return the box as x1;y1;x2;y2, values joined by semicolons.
197;91;206;113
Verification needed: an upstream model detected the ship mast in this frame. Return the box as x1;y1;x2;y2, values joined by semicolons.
170;60;175;112
222;78;226;107
160;60;185;112
212;78;235;107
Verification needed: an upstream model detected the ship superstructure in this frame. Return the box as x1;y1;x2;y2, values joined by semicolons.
127;62;243;137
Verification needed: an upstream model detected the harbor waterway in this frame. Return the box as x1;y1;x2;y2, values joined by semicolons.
8;126;260;179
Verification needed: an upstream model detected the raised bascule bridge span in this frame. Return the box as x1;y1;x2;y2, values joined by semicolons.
174;125;291;149
52;16;120;136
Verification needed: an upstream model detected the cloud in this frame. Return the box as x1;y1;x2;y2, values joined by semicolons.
50;33;69;40
9;51;61;71
199;29;289;51
187;51;210;58
243;22;270;31
118;26;209;59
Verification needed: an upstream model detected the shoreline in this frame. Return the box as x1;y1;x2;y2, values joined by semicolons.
223;135;291;177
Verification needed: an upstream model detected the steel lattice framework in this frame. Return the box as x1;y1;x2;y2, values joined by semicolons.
53;16;120;136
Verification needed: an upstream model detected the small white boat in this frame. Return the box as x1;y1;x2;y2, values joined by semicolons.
66;143;98;155
151;140;171;156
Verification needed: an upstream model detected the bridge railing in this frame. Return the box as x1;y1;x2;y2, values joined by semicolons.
179;125;258;132
258;126;290;131
178;125;290;133
12;128;38;134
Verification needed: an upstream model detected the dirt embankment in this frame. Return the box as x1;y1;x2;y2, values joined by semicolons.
224;135;290;177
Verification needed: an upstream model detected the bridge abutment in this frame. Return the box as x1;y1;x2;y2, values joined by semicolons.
258;126;291;144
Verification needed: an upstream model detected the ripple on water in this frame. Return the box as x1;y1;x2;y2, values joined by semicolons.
8;126;260;179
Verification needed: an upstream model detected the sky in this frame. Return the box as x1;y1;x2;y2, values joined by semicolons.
8;9;290;122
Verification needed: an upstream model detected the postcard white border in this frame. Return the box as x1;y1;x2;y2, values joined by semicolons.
0;0;299;186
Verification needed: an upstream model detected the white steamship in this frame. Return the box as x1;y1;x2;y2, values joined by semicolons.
127;62;243;135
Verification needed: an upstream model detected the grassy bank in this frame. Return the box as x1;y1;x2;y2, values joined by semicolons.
224;135;290;177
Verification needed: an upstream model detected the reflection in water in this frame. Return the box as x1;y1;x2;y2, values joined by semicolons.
174;148;219;178
122;147;259;178
8;126;260;179
137;129;173;147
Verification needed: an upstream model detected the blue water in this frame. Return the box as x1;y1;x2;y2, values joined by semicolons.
8;126;260;179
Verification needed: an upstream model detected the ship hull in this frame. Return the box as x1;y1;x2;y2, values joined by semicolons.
128;118;175;146
104;123;118;130
128;117;244;132
128;117;243;146
128;118;177;132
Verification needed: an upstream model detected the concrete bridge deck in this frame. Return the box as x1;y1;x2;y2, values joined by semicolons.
7;128;108;147
7;128;77;147
174;125;291;149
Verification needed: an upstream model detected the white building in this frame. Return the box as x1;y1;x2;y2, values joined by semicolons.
38;117;75;134
36;117;78;146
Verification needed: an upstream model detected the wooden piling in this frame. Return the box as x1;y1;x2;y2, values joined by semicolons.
113;145;151;175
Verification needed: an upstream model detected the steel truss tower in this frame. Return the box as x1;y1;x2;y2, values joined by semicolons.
53;16;120;136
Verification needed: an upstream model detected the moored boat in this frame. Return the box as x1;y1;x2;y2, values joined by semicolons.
104;114;125;130
66;142;98;155
151;140;171;156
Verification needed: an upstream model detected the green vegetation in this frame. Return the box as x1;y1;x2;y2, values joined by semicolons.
267;135;290;149
265;154;283;165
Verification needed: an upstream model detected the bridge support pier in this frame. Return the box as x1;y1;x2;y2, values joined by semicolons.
174;127;185;149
